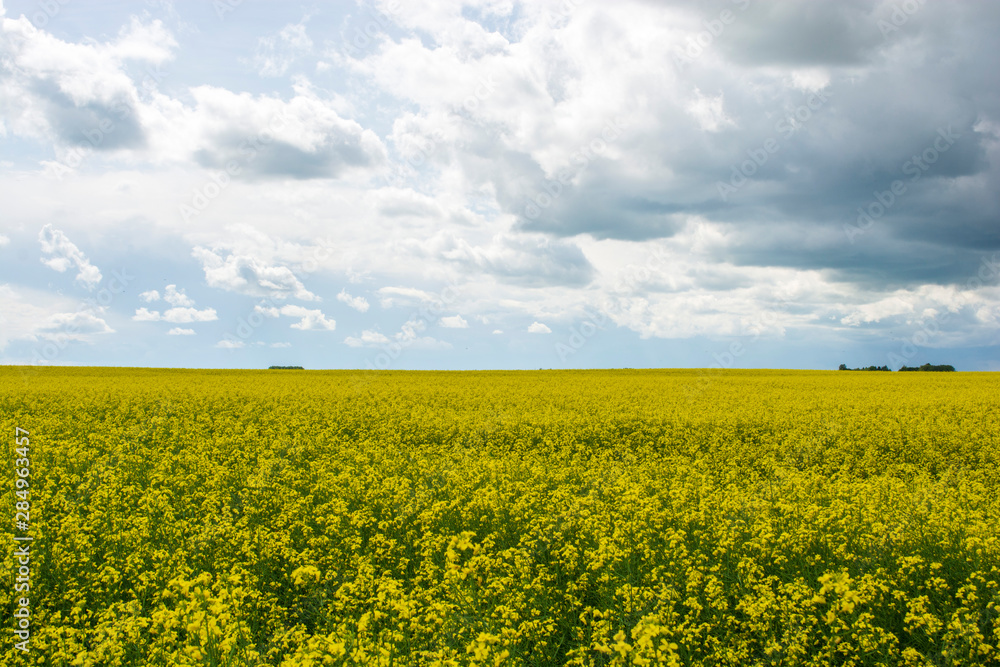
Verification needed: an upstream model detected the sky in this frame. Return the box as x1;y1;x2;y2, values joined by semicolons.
0;0;997;371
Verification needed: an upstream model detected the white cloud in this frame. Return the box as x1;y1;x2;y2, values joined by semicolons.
108;16;177;63
39;310;114;339
0;235;9;246
38;225;102;289
271;342;292;348
840;294;916;326
279;305;335;331
344;330;391;347
215;339;245;349
133;306;217;323
163;284;194;307
167;327;195;335
440;314;468;328
0;13;176;152
254;305;281;318
192;246;319;301
686;89;734;133
250;303;337;330
0;285;113;350
337;288;370;312
377;286;434;308
139;290;160;302
168;85;387;178
163;307;217;323
493;329;503;334
528;321;552;334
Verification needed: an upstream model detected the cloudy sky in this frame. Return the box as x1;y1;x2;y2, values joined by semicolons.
0;0;998;371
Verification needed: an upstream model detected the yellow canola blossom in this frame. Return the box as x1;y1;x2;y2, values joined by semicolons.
1;367;999;666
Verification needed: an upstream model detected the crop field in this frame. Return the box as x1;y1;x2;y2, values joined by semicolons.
1;367;999;666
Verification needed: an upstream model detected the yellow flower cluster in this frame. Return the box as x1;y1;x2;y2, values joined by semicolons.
1;367;999;665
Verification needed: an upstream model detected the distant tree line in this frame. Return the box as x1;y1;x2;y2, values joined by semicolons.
268;366;305;370
838;363;955;372
898;363;956;372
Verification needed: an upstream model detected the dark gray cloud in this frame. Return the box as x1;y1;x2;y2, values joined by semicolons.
33;80;146;151
193;129;382;180
472;0;1000;291
717;0;887;66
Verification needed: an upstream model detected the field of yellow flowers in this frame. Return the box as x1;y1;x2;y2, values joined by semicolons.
2;367;999;666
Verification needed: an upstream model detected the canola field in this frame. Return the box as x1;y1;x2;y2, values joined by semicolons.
2;367;999;667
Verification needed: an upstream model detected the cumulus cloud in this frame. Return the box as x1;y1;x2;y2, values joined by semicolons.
192;246;318;301
0;13;175;152
38;225;102;289
251;302;335;330
163;284;194;307
167;327;195;335
346;0;998;292
279;305;336;331
440;315;468;328
132;306;217;322
527;321;551;334
377;286;436;308
0;235;9;246
344;330;391;347
180;85;387;179
337;288;370;312
215;339;244;349
132;285;215;324
132;307;160;321
0;285;114;351
39;310;114;339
